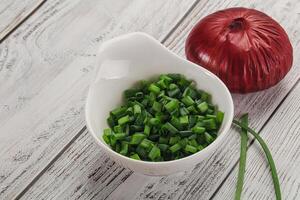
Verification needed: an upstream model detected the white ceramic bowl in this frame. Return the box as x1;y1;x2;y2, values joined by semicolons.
85;32;234;176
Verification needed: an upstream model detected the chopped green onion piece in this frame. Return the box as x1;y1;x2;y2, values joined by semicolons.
169;83;178;90
203;119;217;130
159;136;169;144
110;135;117;146
133;104;141;115
180;107;190;116
204;132;215;144
187;105;197;114
148;145;161;161
152;101;162;112
198;144;204;151
167;88;180;97
114;133;126;140
185;144;198;153
130;153;141;160
201;92;211;102
103;128;112;144
111;107;127;118
179;138;188;147
182;96;195;106
119;142;128;155
197;102;208;113
192;126;206;134
148;84;161;94
130;133;146;145
159;74;173;83
136;145;147;158
158;144;169;152
165;100;179;113
114;125;123;133
149;118;160;126
206;114;217;119
179;130;193;137
189;139;198;147
169;143;182;153
216;111;224;124
118;115;130;125
140;139;153;149
169;136;180;145
107;116;115;127
163;122;179;134
179;115;189;126
144;125;151;136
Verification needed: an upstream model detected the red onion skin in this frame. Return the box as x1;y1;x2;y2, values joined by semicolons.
185;7;293;93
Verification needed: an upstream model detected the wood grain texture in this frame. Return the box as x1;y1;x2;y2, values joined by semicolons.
20;0;300;200
0;0;46;40
0;0;197;199
213;81;300;200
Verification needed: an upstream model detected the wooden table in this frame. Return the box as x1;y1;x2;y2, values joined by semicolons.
1;0;299;199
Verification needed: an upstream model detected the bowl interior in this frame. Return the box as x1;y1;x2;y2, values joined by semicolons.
86;33;233;163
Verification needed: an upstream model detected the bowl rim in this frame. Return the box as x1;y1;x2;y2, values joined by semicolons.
85;32;234;166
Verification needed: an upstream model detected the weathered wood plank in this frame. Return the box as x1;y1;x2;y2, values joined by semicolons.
0;0;46;41
0;0;197;199
20;0;300;200
213;81;300;200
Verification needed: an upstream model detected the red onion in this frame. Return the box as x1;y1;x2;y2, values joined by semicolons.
185;7;293;93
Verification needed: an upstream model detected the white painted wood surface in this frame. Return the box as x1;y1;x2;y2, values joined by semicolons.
0;0;196;199
1;0;300;199
0;0;45;40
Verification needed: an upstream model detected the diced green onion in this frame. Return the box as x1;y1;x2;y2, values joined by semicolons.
103;74;224;162
179;115;189;126
118;115;130;125
107;115;115;127
204;132;215;144
203;119;217;130
192;126;206;134
114;125;123;133
185;144;198;153
163;122;179;134
130;153;141;160
179;130;193;137
130;133;146;145
103;128;112;144
182;96;195;106
140;139;153;149
169;136;180;145
148;84;161;94
144;125;151;136
169;143;182;153
197;102;208;113
111;107;127;118
152;101;162;112
149;117;160;126
133;104;141;115
148;145;161;161
165;100;179;113
119;142;128;155
114;133;126;140
159;136;169;144
158;144;169;152
217;111;224;124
